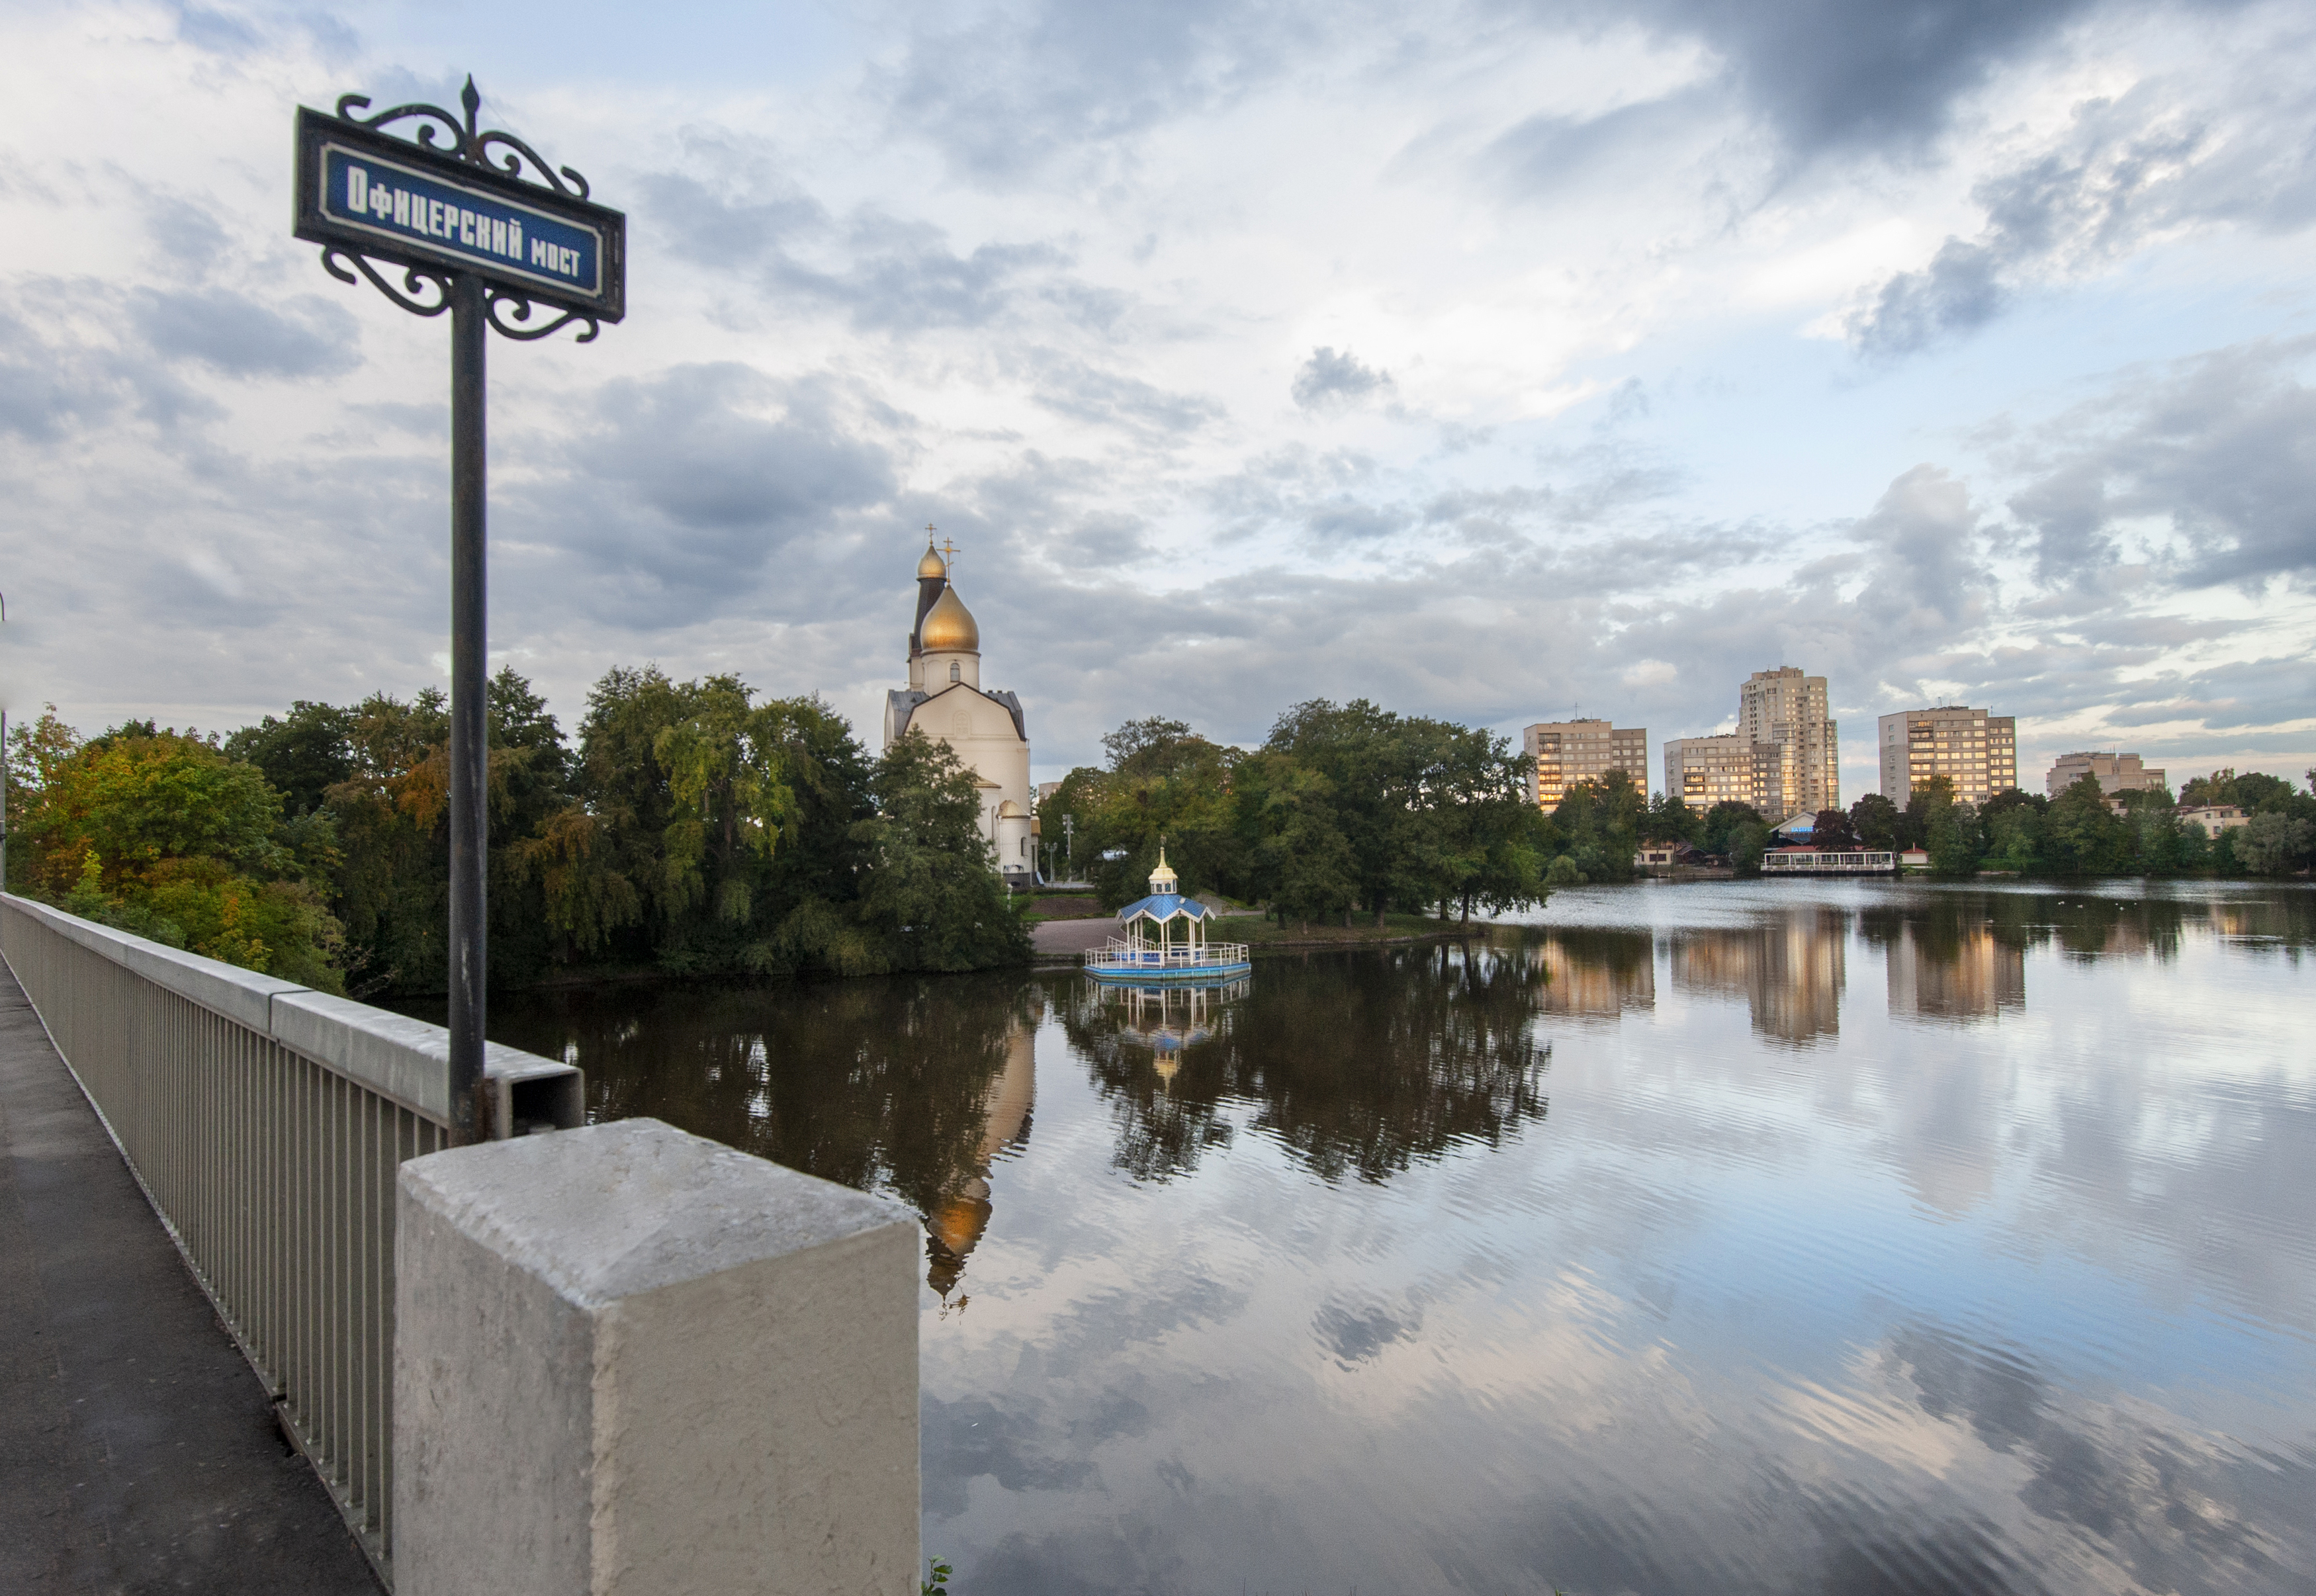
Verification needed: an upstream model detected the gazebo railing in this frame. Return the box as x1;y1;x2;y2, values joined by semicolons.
1085;939;1251;971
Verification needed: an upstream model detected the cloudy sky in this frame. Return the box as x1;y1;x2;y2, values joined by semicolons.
1;0;2311;793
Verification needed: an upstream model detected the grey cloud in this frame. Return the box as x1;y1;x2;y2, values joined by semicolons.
1851;70;2316;356
143;197;231;268
1027;355;1223;440
887;0;1315;182
2006;340;2316;590
174;3;261;56
1484;86;1729;202
1306;498;1410;541
508;364;899;625
1632;0;2100;157
1848;465;1988;629
131;288;361;379
1850;236;2008;357
773;226;1088;334
1292;346;1393;411
638;171;828;271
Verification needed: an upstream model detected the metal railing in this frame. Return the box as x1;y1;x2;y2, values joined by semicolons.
1761;850;1898;873
0;893;581;1584
1084;938;1253;971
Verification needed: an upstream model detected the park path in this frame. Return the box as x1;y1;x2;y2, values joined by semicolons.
0;960;380;1595
1031;917;1115;960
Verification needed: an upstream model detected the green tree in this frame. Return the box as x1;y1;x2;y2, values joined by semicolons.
16;722;344;989
2239;811;2315;875
1697;799;1763;860
1552;770;1644;883
224;701;356;817
1638;791;1699;844
1848;792;1901;852
1810;807;1861;850
2043;774;2127;875
854;731;1032;971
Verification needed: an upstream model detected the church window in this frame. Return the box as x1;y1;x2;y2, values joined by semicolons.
949;661;961;682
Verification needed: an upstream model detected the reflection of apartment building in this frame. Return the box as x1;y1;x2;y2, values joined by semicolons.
1886;926;2025;1023
1531;931;1656;1017
1523;719;1648;807
1670;911;1846;1044
2044;750;2165;799
1879;706;2018;805
1740;668;1839;816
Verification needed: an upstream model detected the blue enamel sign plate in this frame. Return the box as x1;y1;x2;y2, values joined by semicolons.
292;107;625;321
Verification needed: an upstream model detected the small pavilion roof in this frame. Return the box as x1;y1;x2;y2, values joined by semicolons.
1118;893;1213;924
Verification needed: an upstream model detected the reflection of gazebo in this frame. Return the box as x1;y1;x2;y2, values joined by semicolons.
1084;846;1251;984
1100;978;1250;1058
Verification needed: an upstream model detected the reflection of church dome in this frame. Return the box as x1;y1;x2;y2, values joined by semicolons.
919;585;979;652
917;542;948;580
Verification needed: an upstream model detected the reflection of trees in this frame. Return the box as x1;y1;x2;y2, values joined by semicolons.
484;975;1040;1292
1861;887;2316;970
1670;909;1848;1045
1061;943;1552;1186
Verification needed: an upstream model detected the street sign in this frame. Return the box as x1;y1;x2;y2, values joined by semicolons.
293;107;625;323
294;79;623;1143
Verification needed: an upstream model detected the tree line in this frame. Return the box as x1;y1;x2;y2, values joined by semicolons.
1630;766;2315;877
1050;701;1568;925
3;665;1030;993
1054;709;2316;905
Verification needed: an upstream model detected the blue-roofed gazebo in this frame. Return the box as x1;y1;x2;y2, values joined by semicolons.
1083;846;1253;984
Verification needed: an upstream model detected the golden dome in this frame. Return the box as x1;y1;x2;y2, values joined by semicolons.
916;543;947;580
919;584;979;652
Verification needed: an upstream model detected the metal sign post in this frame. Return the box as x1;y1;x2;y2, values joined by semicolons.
294;80;625;1143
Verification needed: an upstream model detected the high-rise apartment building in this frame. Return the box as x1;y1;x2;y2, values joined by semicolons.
1664;734;1798;812
1523;719;1647;807
1738;668;1838;816
1878;707;2018;804
2044;750;2164;799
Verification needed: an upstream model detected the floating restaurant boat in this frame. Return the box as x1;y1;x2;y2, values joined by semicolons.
1083;847;1253;984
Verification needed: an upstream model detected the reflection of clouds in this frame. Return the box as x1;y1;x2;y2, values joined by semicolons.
1669;908;1848;1044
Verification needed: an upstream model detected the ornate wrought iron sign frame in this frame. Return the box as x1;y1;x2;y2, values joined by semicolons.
293;81;626;337
294;79;621;1143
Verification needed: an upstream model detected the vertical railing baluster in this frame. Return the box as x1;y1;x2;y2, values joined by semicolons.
1;899;572;1586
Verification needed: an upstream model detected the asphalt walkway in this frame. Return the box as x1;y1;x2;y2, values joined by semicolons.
0;959;380;1594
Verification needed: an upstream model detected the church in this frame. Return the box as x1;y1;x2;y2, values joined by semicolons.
882;537;1035;889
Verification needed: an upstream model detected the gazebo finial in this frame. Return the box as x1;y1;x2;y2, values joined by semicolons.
1148;838;1178;896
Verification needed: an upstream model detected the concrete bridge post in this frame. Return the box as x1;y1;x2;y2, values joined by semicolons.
392;1118;920;1595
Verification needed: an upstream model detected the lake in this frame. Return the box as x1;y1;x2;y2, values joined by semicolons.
439;879;2316;1595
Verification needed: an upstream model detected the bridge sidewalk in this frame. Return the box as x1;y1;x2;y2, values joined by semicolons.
0;959;380;1594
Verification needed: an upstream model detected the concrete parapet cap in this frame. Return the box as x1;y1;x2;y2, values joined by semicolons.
269;989;459;1118
3;891;304;1030
398;1118;916;1308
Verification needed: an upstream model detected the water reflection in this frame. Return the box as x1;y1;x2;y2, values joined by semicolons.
1670;907;1849;1043
438;881;2316;1596
1885;923;2026;1023
433;977;1043;1295
1064;943;1552;1185
1527;928;1654;1018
